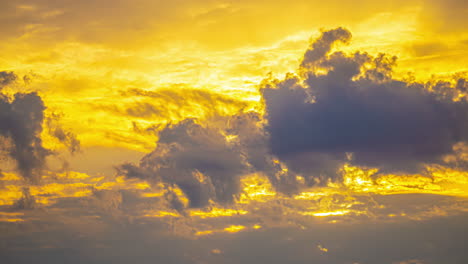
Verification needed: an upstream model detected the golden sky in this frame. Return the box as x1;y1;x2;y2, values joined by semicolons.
1;0;468;263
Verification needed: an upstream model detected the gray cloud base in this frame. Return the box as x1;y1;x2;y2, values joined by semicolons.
0;77;50;180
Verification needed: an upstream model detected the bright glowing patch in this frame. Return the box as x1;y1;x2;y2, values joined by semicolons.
190;208;248;218
239;173;277;204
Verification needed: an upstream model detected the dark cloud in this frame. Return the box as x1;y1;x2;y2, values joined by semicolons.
262;28;468;180
301;27;351;67
225;112;300;194
0;71;50;180
0;71;17;88
118;111;300;207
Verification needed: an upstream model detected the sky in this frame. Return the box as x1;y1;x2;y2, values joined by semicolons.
0;0;468;263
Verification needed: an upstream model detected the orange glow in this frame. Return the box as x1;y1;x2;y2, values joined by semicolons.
224;225;246;233
0;3;467;250
0;185;23;206
0;3;467;264
190;207;248;218
340;164;468;197
304;210;351;217
143;210;180;218
0;212;24;222
238;173;277;204
195;225;247;236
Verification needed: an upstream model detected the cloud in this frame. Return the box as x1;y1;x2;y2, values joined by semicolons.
0;93;50;180
119;28;468;205
225;112;300;194
0;71;51;180
45;112;81;154
120;118;248;208
120;87;250;121
118;110;300;207
262;28;468;181
0;71;17;88
113;27;468;215
301;27;351;67
1;207;467;264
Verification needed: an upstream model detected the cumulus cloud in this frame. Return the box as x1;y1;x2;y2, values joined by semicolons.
118;111;299;207
262;28;468;181
0;94;50;180
0;71;81;179
0;71;51;180
120;118;248;208
301;27;351;67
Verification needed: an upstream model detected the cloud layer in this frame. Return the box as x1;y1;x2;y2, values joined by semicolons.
116;28;468;210
0;25;468;264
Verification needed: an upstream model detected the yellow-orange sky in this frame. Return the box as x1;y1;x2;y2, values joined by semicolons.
1;1;468;263
1;0;467;154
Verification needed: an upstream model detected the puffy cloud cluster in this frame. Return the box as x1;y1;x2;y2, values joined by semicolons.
263;27;468;180
1;27;468;262
0;71;80;180
121;28;468;210
119;113;271;208
119;107;307;208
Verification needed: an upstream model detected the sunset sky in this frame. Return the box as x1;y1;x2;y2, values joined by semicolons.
1;0;468;263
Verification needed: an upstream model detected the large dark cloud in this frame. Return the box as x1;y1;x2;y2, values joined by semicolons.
120;118;249;208
0;71;50;180
262;28;468;180
119;110;302;208
301;27;351;67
